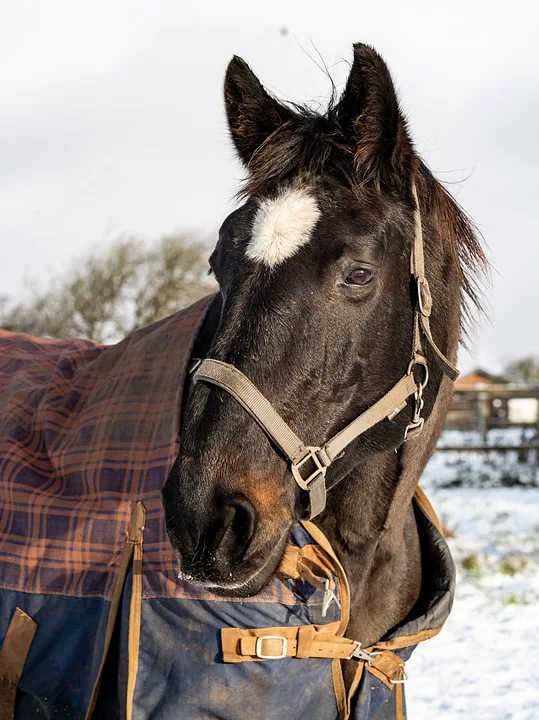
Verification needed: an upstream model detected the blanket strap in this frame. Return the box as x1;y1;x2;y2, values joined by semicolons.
222;488;442;720
221;624;405;684
126;502;146;720
85;502;146;720
0;608;37;720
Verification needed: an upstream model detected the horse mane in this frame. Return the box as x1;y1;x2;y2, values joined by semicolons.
239;101;488;340
416;161;489;339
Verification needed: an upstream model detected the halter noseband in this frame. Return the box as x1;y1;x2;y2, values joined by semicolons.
193;182;459;519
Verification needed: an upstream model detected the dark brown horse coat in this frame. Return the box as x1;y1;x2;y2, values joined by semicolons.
0;296;454;720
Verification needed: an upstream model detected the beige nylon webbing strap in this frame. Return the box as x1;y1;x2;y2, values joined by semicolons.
221;624;406;683
193;359;309;465
194;360;418;518
320;373;417;464
410;183;459;382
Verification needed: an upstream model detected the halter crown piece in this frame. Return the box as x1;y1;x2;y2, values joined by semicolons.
193;182;459;519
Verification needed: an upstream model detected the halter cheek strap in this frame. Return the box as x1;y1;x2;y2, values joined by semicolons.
193;181;459;519
410;183;459;383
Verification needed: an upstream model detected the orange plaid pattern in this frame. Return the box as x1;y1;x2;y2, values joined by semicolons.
0;295;277;602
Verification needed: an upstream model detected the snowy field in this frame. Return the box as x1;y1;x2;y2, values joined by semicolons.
406;440;539;720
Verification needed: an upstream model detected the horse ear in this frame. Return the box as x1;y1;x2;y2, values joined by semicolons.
224;56;296;167
337;43;414;188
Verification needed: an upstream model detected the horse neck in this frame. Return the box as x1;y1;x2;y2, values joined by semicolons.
315;450;422;648
316;375;456;648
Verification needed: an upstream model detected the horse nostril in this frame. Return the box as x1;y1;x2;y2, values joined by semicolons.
230;501;257;560
210;496;257;564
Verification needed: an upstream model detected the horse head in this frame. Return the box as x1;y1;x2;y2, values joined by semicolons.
162;44;485;598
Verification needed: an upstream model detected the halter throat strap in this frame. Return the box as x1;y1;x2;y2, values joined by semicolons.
193;181;459;519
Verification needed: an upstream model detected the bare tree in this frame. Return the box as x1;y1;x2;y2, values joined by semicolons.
1;234;216;343
503;356;539;385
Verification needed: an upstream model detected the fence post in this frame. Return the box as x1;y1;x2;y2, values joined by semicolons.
478;391;489;444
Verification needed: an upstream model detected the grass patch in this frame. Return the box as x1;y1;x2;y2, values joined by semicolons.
461;553;481;577
503;592;531;606
499;556;528;576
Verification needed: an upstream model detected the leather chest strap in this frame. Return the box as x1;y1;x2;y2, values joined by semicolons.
0;608;37;720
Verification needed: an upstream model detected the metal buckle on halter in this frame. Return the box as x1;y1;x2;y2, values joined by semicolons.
255;636;288;660
290;447;328;491
188;358;202;375
416;276;432;317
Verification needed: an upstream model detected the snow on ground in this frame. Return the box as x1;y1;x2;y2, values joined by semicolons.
426;429;538;488
406;460;539;719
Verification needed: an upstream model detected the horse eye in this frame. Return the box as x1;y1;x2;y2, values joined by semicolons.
345;268;375;286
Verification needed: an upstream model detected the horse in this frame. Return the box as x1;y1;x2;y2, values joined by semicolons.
162;42;486;700
0;43;486;720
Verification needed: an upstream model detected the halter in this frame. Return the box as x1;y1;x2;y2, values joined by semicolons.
193;183;459;519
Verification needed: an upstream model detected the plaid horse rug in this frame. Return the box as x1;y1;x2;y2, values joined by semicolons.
0;295;454;720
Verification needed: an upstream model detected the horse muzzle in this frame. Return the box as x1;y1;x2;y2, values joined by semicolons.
162;483;292;596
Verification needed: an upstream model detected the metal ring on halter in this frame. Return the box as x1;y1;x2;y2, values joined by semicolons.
407;358;429;393
418;363;429;392
404;361;429;441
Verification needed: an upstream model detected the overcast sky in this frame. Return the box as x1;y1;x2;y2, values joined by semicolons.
1;0;537;371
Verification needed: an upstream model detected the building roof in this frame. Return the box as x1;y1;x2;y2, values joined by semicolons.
455;368;507;386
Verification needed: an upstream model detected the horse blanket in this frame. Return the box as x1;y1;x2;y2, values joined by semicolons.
0;295;455;720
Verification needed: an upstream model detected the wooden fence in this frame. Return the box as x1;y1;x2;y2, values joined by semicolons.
430;385;539;486
440;385;539;463
439;385;539;442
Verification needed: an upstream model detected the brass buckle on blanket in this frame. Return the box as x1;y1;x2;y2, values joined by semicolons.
255;636;288;660
348;642;383;664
